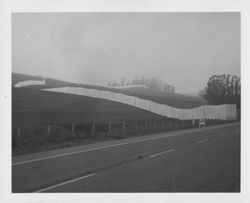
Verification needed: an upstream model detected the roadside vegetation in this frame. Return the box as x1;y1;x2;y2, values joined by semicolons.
12;73;239;155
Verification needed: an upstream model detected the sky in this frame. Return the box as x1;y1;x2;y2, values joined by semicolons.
12;12;240;94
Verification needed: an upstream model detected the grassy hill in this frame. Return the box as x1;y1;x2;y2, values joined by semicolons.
12;88;164;127
12;73;205;108
12;72;206;126
111;87;205;108
11;73;210;155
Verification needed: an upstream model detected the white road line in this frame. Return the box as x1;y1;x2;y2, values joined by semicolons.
196;139;209;144
149;149;175;158
34;173;96;193
12;123;239;166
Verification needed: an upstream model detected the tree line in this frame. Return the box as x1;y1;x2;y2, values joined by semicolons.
201;74;240;109
107;76;175;93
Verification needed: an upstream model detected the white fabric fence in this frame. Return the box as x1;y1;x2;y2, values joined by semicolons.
43;87;237;121
15;80;46;88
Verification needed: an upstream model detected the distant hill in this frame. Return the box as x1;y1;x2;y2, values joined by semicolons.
12;73;205;109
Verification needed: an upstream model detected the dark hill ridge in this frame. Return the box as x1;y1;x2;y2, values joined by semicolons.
12;72;205;109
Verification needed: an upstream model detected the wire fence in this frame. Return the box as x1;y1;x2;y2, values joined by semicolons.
12;118;236;151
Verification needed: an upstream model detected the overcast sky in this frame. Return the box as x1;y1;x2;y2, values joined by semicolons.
12;12;240;94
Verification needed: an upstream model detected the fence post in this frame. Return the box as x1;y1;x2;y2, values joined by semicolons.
154;120;157;129
48;125;51;136
16;126;21;147
17;126;21;138
122;121;126;137
108;122;112;133
92;121;95;136
122;121;126;131
72;123;75;136
135;121;138;128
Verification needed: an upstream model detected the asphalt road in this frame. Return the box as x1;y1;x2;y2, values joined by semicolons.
12;123;240;192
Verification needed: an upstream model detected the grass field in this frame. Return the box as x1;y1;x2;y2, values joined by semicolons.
12;72;208;126
11;73;210;155
12;88;164;127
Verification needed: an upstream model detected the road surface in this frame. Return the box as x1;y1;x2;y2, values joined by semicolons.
12;122;240;192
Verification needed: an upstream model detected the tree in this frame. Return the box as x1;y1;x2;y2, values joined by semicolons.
112;80;118;87
130;75;175;93
140;75;145;85
131;77;139;85
162;83;175;93
107;81;112;87
170;86;175;93
162;83;170;93
147;77;161;91
198;87;207;98
120;77;126;86
203;74;240;108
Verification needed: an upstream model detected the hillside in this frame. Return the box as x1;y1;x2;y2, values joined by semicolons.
12;88;164;127
11;73;224;155
12;73;205;108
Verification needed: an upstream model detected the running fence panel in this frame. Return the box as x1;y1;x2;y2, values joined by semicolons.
43;87;237;121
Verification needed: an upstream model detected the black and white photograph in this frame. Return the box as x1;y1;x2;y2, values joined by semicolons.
1;0;250;202
11;11;241;193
